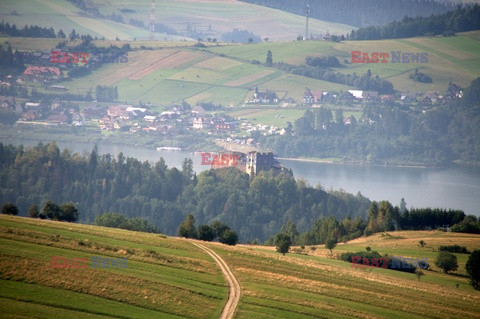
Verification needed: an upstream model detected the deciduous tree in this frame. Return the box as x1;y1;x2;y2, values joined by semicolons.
435;251;458;274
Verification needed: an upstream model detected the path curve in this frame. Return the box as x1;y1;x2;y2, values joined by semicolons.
191;242;241;319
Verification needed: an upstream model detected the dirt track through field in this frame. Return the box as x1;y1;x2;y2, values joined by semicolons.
191;241;241;319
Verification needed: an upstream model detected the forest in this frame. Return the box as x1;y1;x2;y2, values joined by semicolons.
2;140;479;243
349;4;480;40
0;142;371;242
260;78;480;167
239;0;452;27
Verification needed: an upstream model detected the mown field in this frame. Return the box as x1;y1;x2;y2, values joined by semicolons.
209;31;480;93
2;215;479;318
7;30;474;112
0;215;227;319
217;230;480;319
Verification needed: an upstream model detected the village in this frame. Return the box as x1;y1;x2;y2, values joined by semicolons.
0;54;464;150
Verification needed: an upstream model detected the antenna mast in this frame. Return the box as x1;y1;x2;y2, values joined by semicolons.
150;0;155;41
305;2;310;41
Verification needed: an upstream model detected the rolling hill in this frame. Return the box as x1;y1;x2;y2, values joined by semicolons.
1;2;479;110
1;215;479;318
0;0;353;42
24;30;477;110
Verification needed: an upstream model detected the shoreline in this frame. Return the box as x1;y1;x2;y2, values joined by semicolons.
277;157;433;169
2;132;478;169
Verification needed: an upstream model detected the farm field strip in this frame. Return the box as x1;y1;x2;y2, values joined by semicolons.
0;216;227;319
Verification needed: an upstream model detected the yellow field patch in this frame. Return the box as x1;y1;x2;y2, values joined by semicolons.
194;56;243;71
404;38;475;60
37;0;133;40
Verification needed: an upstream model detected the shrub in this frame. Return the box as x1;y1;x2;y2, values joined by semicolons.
198;224;215;241
2;203;18;215
28;204;39;218
439;245;469;254
219;229;238;246
177;214;197;239
435;251;458;273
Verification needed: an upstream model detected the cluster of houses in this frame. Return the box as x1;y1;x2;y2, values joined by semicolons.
302;83;463;107
97;104;239;136
0;96;84;126
23;66;62;82
249;83;462;108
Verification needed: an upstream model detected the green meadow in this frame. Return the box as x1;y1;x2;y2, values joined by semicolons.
0;215;226;319
0;0;353;42
1;215;479;318
8;31;475;110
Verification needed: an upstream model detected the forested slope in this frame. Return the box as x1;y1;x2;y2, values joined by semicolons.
0;144;371;242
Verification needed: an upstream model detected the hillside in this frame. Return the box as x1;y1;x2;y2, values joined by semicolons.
4;31;476;109
0;0;353;42
1;215;480;318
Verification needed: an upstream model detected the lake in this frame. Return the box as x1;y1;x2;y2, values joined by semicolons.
2;139;479;216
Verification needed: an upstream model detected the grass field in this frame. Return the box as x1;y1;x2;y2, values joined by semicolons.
2;215;479;318
2;2;480;133
210;32;480;93
10;30;475;111
0;215;227;319
0;0;353;42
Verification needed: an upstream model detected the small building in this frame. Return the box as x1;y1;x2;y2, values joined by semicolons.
46;114;68;125
0;96;15;109
253;87;279;104
363;91;378;100
348;90;363;99
21;109;41;121
303;90;323;104
23;66;62;81
143;115;157;122
193;117;211;129
420;96;432;106
25;102;42;109
107;105;130;119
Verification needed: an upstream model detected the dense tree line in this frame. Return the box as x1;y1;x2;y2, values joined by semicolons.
177;215;239;245
0;21;56;38
0;143;372;242
239;0;452;28
221;28;261;43
349;4;480;40
272;62;394;94
1;143;476;243
306;56;340;68
94;212;159;233
0;81;90;102
276;200;475;247
260;78;480;166
1;201;79;221
409;69;432;83
0;44;25;74
95;85;118;102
